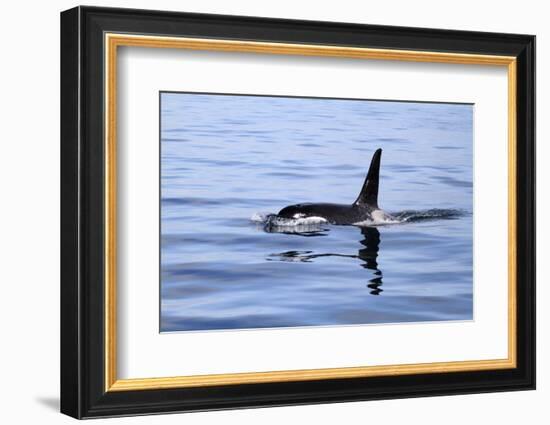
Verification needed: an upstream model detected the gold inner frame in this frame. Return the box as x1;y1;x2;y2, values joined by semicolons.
104;33;517;392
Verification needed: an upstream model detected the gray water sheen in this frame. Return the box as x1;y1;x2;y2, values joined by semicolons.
160;93;473;332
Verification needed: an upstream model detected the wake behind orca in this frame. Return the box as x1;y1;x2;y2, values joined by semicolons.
277;148;395;226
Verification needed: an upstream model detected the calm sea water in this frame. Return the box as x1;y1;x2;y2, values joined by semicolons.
160;92;473;332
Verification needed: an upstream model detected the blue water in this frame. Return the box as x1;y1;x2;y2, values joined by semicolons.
160;92;473;332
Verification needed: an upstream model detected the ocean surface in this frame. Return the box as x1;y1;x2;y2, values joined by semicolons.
160;92;473;332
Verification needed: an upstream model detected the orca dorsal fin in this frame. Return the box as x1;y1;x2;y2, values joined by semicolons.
353;148;382;208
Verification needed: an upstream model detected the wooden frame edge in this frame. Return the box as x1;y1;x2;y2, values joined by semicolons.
103;33;518;393
108;358;516;391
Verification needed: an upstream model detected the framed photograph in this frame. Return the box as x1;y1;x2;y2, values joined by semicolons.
60;6;535;419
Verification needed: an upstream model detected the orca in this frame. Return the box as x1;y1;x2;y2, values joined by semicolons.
277;148;394;225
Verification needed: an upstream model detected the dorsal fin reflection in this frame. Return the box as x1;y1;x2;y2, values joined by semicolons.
266;226;383;295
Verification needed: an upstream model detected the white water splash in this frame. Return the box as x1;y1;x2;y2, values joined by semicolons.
250;212;271;223
251;212;327;227
352;209;401;227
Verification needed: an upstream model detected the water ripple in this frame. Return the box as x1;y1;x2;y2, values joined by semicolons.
160;92;473;332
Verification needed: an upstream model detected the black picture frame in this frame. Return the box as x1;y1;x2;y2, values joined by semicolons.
61;5;535;419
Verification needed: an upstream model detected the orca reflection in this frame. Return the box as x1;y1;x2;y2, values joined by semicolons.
267;227;383;295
